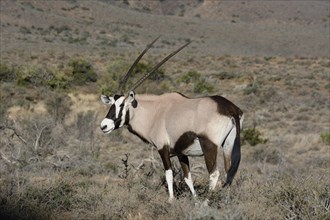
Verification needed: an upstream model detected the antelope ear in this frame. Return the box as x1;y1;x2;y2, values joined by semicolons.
128;91;137;108
101;95;114;105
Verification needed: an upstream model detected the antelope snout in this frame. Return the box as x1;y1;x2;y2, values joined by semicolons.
100;124;107;130
100;118;115;134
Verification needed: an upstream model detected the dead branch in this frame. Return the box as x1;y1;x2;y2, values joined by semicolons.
0;124;27;145
34;125;49;153
132;158;159;177
0;151;17;165
119;154;130;179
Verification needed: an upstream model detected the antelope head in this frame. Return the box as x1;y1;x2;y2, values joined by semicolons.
100;37;191;134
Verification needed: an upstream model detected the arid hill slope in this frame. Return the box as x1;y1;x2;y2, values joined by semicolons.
0;0;329;63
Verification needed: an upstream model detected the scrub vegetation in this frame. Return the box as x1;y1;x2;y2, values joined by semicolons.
1;0;329;219
1;54;329;220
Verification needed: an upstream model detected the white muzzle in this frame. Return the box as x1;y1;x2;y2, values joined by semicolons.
100;118;115;134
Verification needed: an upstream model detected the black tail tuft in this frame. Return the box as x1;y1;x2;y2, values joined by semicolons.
222;118;241;188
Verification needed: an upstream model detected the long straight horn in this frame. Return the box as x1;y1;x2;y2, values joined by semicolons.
118;36;161;93
130;41;191;92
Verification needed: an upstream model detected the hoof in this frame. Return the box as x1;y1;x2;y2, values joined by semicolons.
201;199;209;207
194;198;209;207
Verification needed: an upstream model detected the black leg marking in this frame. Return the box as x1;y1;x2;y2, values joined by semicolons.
174;131;196;154
178;155;190;179
199;135;218;174
158;145;171;170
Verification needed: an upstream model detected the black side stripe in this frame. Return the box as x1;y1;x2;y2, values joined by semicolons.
221;123;234;147
127;124;149;143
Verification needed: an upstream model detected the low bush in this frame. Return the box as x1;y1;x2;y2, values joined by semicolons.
0;175;103;220
101;59;165;94
16;66;54;87
273;176;330;219
99;58;126;95
134;62;165;82
44;91;71;123
243;81;260;95
252;147;282;164
47;71;71;89
177;70;214;94
321;132;330;145
177;70;201;84
194;78;214;94
0;63;18;82
1;60;98;90
242;127;268;146
68;59;97;85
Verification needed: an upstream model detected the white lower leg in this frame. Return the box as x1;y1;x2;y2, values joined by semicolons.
209;170;220;191
165;169;174;201
184;172;196;197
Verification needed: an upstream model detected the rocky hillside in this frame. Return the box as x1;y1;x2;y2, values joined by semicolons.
0;0;329;66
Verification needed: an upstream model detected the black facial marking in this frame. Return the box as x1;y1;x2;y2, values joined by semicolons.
114;95;122;100
124;109;130;125
132;100;138;108
105;96;126;130
106;105;116;119
114;102;125;129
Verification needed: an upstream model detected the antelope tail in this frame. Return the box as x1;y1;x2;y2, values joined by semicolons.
222;116;241;187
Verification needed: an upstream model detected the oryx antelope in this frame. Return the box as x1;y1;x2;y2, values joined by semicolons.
100;37;244;201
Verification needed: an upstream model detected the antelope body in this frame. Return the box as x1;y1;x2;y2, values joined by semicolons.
100;37;243;201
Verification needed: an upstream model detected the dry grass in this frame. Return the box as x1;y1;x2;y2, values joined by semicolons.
0;55;329;219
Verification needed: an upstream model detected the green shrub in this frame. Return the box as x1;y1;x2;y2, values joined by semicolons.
0;84;13;122
19;26;31;34
242;127;268;146
217;71;237;80
16;67;54;87
320;132;330;145
1;60;98;89
177;70;214;94
47;71;71;89
177;70;201;84
99;59;125;94
194;78;214;94
7;64;73;90
103;59;165;93
243;81;260;95
54;25;71;34
134;62;165;82
69;59;97;85
0;63;17;82
45;91;71;123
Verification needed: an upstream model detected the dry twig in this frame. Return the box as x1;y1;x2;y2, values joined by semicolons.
0;124;27;145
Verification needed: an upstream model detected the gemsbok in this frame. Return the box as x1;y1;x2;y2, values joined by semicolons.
100;37;244;201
